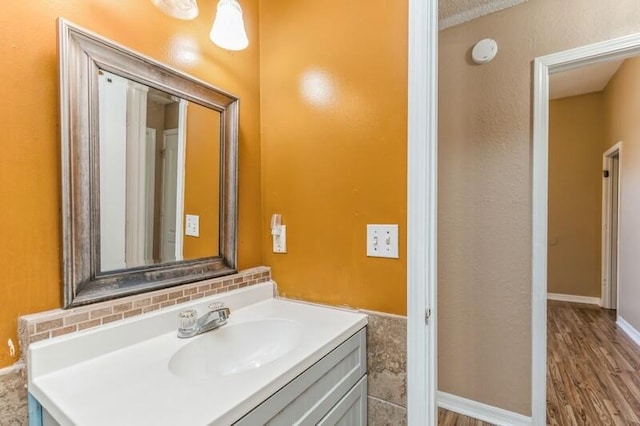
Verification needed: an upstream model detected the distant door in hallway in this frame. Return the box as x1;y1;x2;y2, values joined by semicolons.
160;128;180;263
601;142;622;310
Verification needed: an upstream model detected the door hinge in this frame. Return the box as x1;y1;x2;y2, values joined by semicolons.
603;170;610;178
425;308;431;325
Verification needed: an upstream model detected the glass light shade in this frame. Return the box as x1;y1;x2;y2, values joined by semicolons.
210;0;249;51
151;0;199;20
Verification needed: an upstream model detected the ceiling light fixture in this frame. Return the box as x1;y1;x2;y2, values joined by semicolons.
150;0;199;20
209;0;249;51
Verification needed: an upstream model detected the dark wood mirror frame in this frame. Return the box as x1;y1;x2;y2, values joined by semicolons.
59;19;238;308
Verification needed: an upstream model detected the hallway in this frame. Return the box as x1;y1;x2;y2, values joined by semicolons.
547;300;640;425
438;300;640;425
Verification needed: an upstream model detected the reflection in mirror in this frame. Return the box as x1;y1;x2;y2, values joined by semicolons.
59;19;238;307
97;72;220;272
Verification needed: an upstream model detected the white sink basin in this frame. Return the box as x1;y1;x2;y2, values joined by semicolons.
168;318;303;379
28;283;368;426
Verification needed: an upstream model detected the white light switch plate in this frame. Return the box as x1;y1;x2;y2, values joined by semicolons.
366;224;399;259
185;214;199;237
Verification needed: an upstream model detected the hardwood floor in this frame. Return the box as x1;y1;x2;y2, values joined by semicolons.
547;300;640;425
438;301;640;425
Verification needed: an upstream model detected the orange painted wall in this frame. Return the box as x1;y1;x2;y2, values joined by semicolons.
259;0;408;314
0;1;263;368
183;104;221;259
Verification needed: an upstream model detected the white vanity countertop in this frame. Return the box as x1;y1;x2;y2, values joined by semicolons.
28;282;368;426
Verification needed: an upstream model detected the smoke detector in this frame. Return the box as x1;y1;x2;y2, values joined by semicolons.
472;38;498;64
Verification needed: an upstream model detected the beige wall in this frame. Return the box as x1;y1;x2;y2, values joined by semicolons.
548;93;605;298
438;0;640;415
603;57;640;331
147;100;167;260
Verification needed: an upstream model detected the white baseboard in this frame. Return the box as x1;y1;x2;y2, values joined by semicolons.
547;292;601;305
617;316;640;347
437;391;532;426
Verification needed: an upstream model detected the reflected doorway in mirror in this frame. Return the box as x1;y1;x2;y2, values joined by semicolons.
97;71;221;273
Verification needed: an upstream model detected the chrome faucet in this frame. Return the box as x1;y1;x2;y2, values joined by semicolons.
177;303;231;338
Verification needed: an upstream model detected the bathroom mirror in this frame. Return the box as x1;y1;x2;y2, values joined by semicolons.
59;19;238;307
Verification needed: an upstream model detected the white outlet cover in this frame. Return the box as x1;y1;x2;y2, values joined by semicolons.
273;225;287;253
185;214;199;237
366;224;399;259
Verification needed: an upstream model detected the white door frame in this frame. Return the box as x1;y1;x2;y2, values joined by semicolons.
406;0;438;424
144;128;157;265
601;142;622;310
532;33;640;425
125;81;149;267
175;100;188;261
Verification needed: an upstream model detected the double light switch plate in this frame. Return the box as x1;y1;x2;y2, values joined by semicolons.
366;224;399;259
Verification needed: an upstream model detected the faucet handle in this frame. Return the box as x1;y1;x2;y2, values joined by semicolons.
178;309;198;335
209;302;226;311
209;302;230;321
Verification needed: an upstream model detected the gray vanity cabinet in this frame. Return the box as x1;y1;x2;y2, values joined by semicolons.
235;328;367;426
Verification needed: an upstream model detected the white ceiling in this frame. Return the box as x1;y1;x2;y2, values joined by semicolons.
549;60;623;100
439;0;528;30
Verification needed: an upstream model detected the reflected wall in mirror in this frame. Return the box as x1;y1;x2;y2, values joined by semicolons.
60;19;238;307
97;72;220;272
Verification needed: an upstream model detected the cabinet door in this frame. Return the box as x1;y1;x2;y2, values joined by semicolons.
318;376;367;426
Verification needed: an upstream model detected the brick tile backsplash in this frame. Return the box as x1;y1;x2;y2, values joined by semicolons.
19;267;271;353
63;312;89;326
35;319;63;334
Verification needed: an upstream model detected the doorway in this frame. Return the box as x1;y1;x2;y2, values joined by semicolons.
601;143;622;310
533;34;640;425
159;128;180;263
